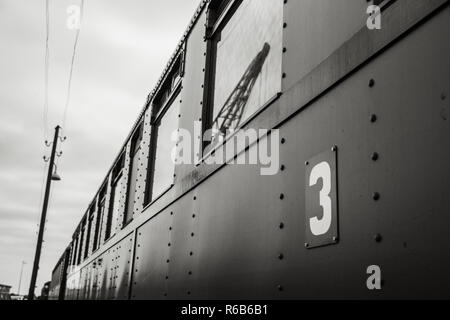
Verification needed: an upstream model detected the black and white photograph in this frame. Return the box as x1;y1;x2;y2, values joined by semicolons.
0;0;449;311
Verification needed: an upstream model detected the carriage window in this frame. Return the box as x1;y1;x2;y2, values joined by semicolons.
84;205;95;259
72;235;79;266
77;219;86;264
145;54;183;204
204;0;282;149
93;183;107;251
105;154;125;240
151;91;181;200
124;124;143;226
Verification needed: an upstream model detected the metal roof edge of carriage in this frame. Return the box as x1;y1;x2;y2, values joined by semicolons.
69;0;209;240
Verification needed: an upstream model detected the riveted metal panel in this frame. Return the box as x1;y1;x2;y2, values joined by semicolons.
282;0;368;91
131;212;172;299
111;234;134;300
274;6;450;299
96;249;112;300
174;9;207;181
191;137;286;299
165;193;196;299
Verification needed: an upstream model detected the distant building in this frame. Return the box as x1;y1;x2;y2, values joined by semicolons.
0;284;12;300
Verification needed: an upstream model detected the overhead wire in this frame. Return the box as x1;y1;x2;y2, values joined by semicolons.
62;0;85;134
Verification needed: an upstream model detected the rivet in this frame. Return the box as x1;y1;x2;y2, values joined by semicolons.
191;232;195;237
187;291;191;295
279;193;284;200
371;152;379;161
279;222;284;229
374;233;382;243
373;192;380;201
331;145;337;152
304;243;309;248
280;164;285;171
277;285;283;291
332;236;338;242
281;138;286;144
278;253;284;260
282;47;287;53
441;93;446;100
370;114;377;123
305;161;309;166
368;79;375;87
283;22;287;28
282;72;286;78
188;271;192;275
193;196;197;200
190;251;193;256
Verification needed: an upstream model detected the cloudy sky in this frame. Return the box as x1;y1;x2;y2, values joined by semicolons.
0;0;200;295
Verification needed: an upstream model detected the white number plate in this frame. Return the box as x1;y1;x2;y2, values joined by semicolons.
305;147;339;249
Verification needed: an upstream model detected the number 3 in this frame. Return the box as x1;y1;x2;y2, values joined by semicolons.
309;161;332;236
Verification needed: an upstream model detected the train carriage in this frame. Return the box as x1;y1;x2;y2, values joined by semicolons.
50;0;450;299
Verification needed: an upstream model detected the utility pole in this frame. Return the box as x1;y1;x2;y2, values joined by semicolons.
17;261;26;296
28;125;61;300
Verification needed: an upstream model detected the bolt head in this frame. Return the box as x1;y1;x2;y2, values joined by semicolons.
373;192;380;201
371;152;379;161
374;234;382;243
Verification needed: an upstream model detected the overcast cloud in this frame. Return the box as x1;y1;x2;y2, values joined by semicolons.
0;0;200;295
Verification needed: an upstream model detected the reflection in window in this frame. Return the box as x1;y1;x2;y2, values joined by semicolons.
152;91;181;199
124;125;143;225
206;0;282;145
105;154;125;240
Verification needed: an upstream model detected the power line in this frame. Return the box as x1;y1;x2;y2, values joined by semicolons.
62;0;85;132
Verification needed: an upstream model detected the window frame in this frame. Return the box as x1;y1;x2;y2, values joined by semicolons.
93;182;107;251
123;122;144;227
202;0;244;152
84;205;95;259
105;153;125;241
77;218;86;265
144;54;184;206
